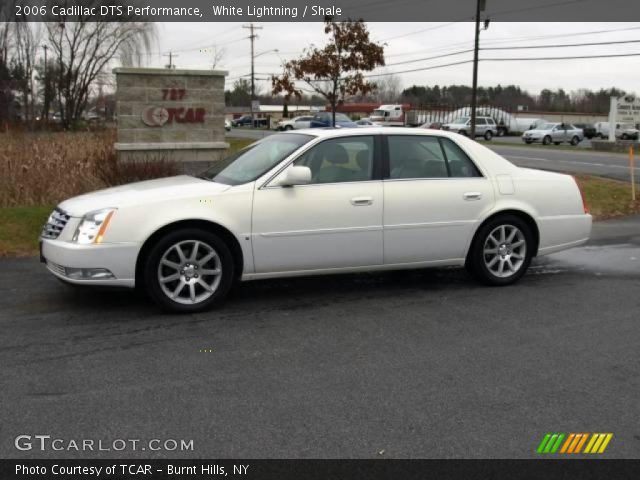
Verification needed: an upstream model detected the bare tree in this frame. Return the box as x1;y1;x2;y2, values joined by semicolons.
210;45;225;70
373;73;402;103
47;10;155;128
13;22;42;125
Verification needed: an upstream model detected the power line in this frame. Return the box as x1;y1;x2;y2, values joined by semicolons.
386;48;473;67
378;21;459;43
482;52;640;61
483;38;640;50
365;59;474;78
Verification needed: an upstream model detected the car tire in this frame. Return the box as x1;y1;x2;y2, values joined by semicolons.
467;215;534;286
621;133;629;140
144;228;235;313
484;130;493;141
542;135;552;145
284;125;293;131
570;136;580;146
458;130;468;136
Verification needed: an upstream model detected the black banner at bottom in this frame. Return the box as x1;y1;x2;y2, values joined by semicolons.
3;459;640;480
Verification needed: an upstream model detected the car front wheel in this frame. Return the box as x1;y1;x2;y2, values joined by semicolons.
144;229;235;313
542;135;552;145
467;215;533;286
284;125;293;131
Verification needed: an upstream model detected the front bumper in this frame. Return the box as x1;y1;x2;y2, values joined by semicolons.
522;136;542;143
41;238;140;288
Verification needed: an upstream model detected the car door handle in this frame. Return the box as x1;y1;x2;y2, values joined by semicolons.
351;196;373;206
463;192;482;201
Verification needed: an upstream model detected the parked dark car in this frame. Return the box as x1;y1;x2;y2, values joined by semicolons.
309;112;358;128
573;123;597;139
231;115;268;127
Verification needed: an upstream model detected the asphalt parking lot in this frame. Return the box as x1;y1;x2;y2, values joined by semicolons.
1;216;639;459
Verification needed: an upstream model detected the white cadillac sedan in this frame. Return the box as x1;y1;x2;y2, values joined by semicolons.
41;128;591;312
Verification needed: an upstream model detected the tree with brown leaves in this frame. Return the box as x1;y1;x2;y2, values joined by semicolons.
272;17;385;127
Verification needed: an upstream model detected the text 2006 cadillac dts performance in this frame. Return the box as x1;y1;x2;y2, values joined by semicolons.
40;128;591;313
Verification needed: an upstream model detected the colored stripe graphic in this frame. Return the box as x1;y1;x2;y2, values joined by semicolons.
585;433;613;454
537;433;565;454
538;433;613;454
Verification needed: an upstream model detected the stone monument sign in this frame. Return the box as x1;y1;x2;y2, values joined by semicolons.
114;67;228;172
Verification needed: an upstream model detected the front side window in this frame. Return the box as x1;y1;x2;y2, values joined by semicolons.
388;136;448;179
199;133;313;185
293;136;375;184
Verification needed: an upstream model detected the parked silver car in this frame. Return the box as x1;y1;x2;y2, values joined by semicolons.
442;116;497;140
522;123;584;146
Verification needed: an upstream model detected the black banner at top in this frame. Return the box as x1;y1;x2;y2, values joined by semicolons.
2;0;640;22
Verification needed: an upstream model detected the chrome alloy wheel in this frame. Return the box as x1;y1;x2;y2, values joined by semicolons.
157;240;222;305
482;224;526;278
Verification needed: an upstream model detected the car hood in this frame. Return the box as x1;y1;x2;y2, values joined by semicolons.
443;123;466;129
59;175;231;217
523;129;549;135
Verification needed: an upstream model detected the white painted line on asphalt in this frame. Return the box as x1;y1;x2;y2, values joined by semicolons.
507;155;640;171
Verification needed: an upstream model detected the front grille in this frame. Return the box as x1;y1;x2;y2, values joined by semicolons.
41;208;71;239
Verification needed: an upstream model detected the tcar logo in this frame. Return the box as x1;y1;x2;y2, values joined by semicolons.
141;107;170;127
141;106;206;127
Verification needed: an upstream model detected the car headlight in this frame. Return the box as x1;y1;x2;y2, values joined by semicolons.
72;208;116;244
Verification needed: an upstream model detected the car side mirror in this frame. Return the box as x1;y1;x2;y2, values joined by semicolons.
278;166;312;187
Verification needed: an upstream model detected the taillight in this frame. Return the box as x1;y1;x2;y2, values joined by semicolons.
573;176;589;214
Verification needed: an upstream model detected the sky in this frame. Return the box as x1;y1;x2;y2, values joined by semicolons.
136;22;640;97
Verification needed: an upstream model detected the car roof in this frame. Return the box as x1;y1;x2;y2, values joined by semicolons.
283;126;472;140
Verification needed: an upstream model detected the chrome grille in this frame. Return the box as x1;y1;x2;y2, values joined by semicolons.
41;208;70;239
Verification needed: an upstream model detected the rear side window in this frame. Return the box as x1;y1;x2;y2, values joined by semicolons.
440;138;482;178
476;118;486;125
388;136;448;179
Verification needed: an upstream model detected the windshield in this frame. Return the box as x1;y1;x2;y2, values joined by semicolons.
198;133;313;186
452;116;470;124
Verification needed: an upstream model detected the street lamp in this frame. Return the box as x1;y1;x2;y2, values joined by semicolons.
249;48;278;128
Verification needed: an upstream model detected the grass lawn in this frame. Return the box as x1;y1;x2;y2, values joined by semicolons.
1;176;638;258
227;137;254;151
575;175;640;220
0;205;52;257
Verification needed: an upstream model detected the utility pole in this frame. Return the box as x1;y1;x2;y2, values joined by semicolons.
243;23;263;128
470;0;484;139
42;44;49;121
164;51;178;69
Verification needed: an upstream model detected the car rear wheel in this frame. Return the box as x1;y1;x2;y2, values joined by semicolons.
542;135;552;145
467;215;533;286
570;136;580;146
484;130;493;140
144;229;235;313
